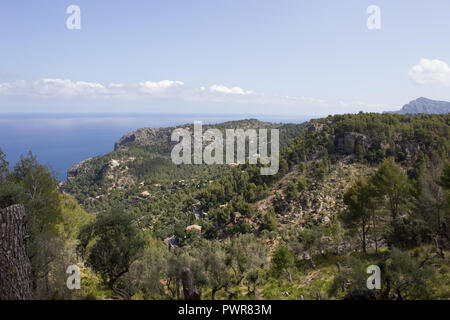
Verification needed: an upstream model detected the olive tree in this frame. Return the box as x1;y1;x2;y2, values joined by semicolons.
77;209;145;299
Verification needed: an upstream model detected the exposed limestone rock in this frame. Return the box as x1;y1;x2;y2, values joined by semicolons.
99;159;122;180
67;157;93;180
186;224;202;232
164;235;178;250
307;122;324;133
114;128;173;151
140;191;151;198
335;132;370;154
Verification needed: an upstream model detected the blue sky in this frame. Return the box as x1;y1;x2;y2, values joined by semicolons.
0;0;449;115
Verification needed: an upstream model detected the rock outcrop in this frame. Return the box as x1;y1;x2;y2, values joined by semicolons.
335;132;370;154
114;128;174;151
67;158;93;180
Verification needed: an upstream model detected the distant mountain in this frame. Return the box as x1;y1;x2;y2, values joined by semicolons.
394;97;450;114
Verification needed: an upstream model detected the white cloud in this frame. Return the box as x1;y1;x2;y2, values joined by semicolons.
0;78;256;101
0;77;387;115
0;78;109;98
0;78;186;100
108;83;125;88
209;84;253;95
138;80;184;90
408;58;450;87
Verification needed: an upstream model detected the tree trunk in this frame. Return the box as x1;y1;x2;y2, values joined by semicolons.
109;281;131;300
225;286;237;300
396;288;403;300
181;267;201;300
286;269;293;283
176;278;181;299
372;210;378;253
309;252;316;268
0;204;32;300
253;285;259;300
362;224;367;254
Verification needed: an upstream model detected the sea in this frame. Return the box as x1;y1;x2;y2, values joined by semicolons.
0;113;311;181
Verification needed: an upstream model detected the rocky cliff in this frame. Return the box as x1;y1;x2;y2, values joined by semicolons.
114;127;174;151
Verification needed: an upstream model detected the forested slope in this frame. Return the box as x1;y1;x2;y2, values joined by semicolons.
2;112;448;300
62;112;449;300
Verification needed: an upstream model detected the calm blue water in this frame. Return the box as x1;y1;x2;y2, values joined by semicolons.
0;113;310;181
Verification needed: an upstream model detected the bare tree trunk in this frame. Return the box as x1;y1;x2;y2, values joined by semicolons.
181;267;201;300
286;269;293;283
0;204;32;300
225;286;237;300
109;284;131;300
372;210;378;253
254;285;260;300
309;252;316;268
176;278;181;299
362;224;367;254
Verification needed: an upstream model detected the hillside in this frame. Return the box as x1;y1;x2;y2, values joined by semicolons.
63;119;307;211
59;112;450;300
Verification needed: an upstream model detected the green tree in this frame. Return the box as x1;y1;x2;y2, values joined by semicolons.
295;225;323;268
1;151;93;298
225;234;266;287
414;163;447;255
342;177;376;253
296;177;308;193
164;250;193;300
385;248;436;300
0;181;26;209
440;162;450;191
13;152;63;295
58;193;92;239
372;158;411;246
285;182;297;202
231;195;254;217
373;157;410;222
328;257;375;300
271;243;294;282
123;237;168;299
196;240;230;300
77;209;145;299
328;220;344;255
440;162;450;208
260;207;278;232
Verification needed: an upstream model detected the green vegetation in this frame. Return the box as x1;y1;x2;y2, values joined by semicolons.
0;150;91;299
1;113;449;300
77;209;145;299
